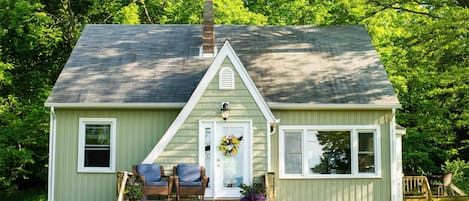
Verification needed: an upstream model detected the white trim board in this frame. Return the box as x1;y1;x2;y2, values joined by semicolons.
143;41;276;163
48;107;56;201
268;103;401;110
44;102;185;108
45;102;400;110
391;108;403;201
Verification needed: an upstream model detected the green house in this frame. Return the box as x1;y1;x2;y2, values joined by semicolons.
45;4;405;201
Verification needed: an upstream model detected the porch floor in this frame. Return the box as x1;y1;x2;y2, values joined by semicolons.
144;199;239;201
142;197;239;201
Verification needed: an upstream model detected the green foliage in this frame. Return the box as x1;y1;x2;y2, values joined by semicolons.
239;183;266;201
214;0;267;25
113;2;140;24
125;177;144;200
442;159;469;193
363;1;469;174
142;0;204;24
0;0;63;192
0;187;46;201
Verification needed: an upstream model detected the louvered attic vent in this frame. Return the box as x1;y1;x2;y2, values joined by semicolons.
219;67;234;89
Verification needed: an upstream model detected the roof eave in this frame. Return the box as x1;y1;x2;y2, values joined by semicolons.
44;102;185;109
268;102;401;110
45;102;401;110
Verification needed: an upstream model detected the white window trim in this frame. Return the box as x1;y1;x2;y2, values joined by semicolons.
219;67;235;90
78;118;117;173
279;125;381;179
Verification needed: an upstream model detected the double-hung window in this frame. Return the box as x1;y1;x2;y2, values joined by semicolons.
78;118;116;173
279;125;380;178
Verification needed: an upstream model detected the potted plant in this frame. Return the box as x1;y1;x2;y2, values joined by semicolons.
125;177;144;201
240;183;266;201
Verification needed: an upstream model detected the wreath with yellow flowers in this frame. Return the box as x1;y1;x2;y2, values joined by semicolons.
218;135;243;157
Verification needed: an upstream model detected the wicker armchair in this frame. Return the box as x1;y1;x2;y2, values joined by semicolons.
173;164;209;201
133;164;173;200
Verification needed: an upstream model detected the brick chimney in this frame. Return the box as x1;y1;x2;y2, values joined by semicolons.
202;0;215;56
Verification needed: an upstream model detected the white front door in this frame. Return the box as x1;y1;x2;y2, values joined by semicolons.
200;121;251;198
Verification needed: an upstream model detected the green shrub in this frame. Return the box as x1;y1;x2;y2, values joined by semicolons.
442;159;469;193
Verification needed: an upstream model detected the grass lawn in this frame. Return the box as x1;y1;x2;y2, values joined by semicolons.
0;188;47;201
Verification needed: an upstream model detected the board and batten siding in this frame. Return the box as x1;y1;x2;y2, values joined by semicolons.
271;110;392;201
155;58;269;177
53;109;178;201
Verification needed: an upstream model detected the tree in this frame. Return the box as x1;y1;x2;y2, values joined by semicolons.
363;0;469;174
0;0;64;192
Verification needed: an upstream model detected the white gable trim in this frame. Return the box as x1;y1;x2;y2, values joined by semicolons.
142;41;276;163
224;42;276;122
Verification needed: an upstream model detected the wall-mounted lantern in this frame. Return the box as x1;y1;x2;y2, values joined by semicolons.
221;102;230;121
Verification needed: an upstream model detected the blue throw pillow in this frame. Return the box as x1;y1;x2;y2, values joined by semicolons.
137;164;162;183
177;164;201;182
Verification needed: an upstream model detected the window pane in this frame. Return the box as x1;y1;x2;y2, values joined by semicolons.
284;132;302;174
222;127;244;188
359;132;375;173
359;132;374;152
85;124;110;145
85;149;110;167
85;124;111;167
204;128;212;188
309;131;351;174
306;131;322;174
358;154;375;173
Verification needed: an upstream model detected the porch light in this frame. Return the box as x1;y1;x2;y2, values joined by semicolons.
221;102;230;120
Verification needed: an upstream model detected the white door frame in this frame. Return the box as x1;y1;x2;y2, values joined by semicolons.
199;120;253;198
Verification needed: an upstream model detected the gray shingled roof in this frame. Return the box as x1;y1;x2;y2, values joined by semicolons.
46;24;399;105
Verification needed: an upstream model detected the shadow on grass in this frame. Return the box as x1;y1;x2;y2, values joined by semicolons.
0;188;46;201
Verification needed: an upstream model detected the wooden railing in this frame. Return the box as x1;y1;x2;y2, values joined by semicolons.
265;172;275;201
403;176;432;201
116;171;133;201
435;183;467;197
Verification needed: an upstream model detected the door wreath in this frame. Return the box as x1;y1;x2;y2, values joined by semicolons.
218;135;243;157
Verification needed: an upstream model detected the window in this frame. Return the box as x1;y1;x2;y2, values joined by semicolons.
307;131;351;175
279;126;380;178
284;131;302;174
358;131;375;173
204;127;212;188
219;67;234;89
78;118;116;173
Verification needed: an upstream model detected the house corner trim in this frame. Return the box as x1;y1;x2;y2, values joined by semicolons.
48;107;56;201
391;108;403;201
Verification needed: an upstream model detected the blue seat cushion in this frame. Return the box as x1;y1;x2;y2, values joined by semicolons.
136;164;162;184
177;164;201;182
179;181;202;186
146;181;168;186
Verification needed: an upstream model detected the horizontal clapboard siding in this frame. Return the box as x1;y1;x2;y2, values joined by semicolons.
155;57;268;177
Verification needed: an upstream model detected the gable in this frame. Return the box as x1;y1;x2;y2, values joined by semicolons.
142;41;275;164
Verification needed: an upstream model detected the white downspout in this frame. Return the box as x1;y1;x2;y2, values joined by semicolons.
267;122;272;172
48;107;56;201
268;119;280;172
